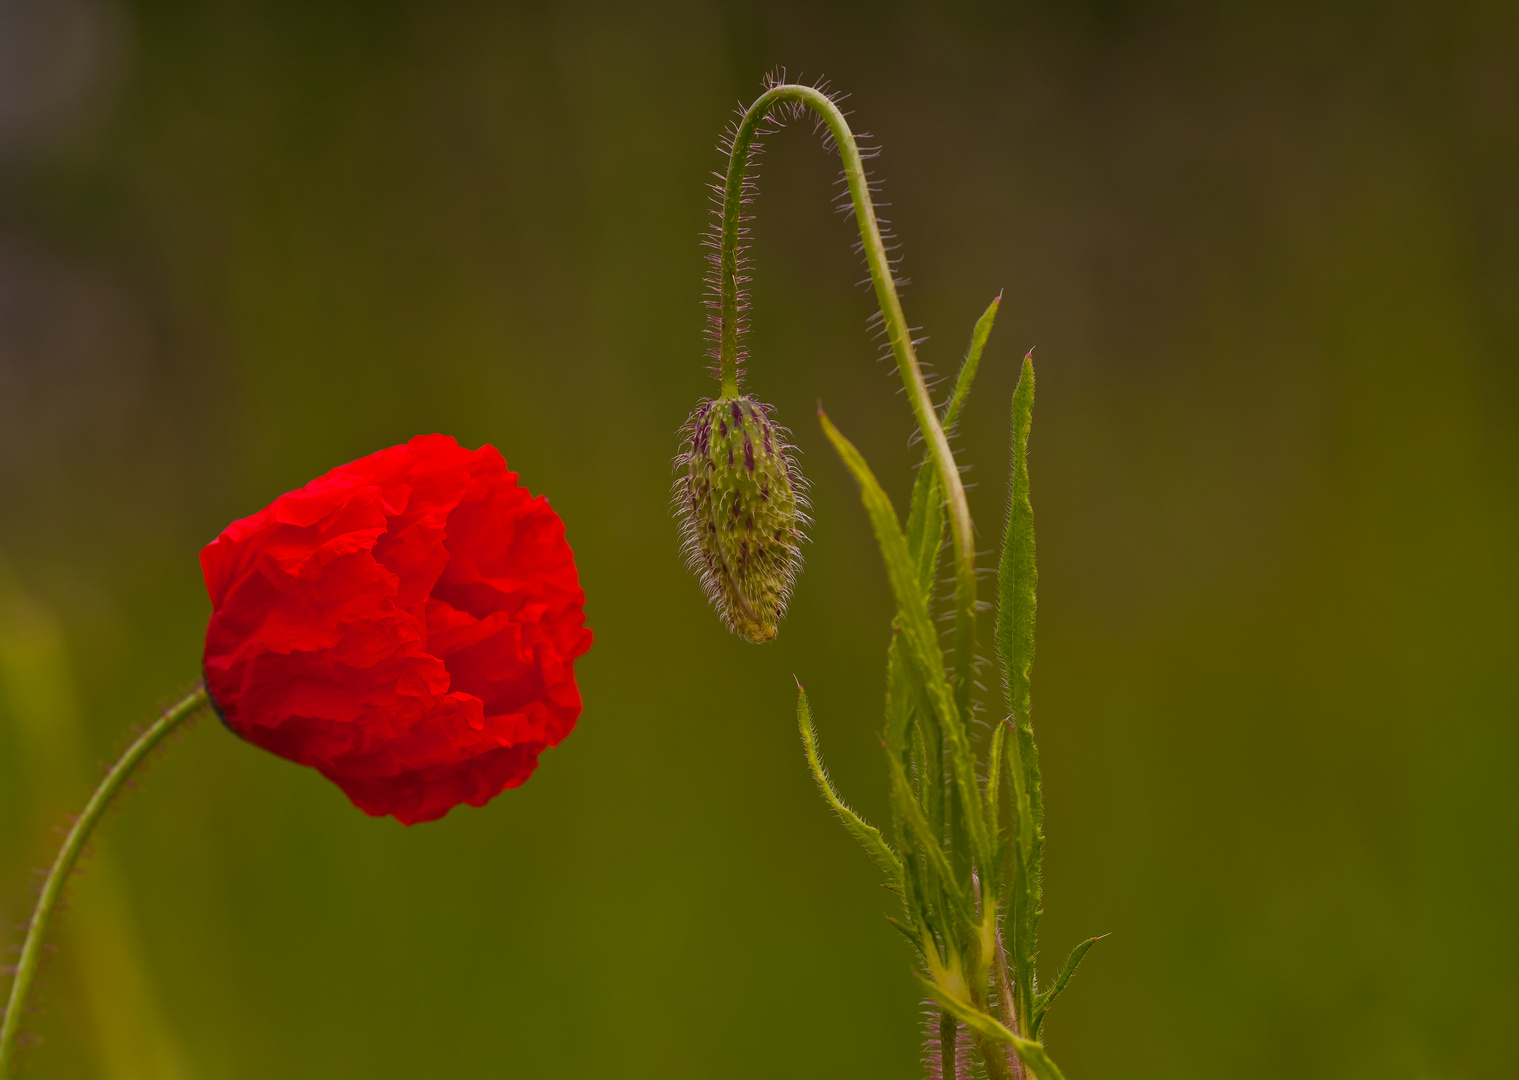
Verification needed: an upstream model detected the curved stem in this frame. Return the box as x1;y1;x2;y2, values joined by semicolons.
0;684;208;1075
718;84;979;710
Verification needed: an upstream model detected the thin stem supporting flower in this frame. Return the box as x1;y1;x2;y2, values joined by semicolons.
0;684;209;1075
715;83;979;708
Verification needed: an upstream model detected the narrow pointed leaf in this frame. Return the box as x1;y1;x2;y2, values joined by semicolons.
886;739;971;924
994;356;1046;1035
886;916;928;955
1033;934;1104;1037
884;627;913;768
1004;714;1044;1031
996;353;1037;723
819;410;992;875
905;294;999;598
885;629;949;927
944;295;1000;431
986;718;1006;864
796;684;904;891
905;458;946;597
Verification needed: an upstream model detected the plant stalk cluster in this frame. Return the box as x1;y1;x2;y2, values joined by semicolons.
718;83;1095;1080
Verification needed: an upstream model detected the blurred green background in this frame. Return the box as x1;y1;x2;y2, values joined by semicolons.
1;1;1515;1077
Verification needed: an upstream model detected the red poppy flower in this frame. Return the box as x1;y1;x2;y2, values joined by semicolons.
200;434;592;825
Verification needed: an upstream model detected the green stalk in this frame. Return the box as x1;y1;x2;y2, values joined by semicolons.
939;1011;957;1080
0;684;209;1075
716;84;979;713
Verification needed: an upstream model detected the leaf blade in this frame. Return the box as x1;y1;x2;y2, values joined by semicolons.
819;410;993;875
995;353;1037;723
943;294;1001;432
994;356;1045;1034
905;294;999;599
1033;934;1105;1037
796;683;904;892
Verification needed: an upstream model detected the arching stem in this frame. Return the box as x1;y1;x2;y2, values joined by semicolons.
717;83;979;713
0;684;209;1075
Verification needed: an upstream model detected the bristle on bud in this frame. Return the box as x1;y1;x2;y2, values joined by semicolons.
674;395;807;643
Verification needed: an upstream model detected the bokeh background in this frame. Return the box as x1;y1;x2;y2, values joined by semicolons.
1;1;1515;1077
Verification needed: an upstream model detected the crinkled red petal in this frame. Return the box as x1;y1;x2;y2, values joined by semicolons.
201;434;592;825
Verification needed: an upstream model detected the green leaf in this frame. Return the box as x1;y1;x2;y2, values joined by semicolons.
885;729;972;925
796;682;904;892
1006;1038;1068;1080
995;356;1045;1034
905;454;946;598
819;410;992;876
905;294;1001;601
886;916;926;953
944;295;1001;432
885;629;956;930
1004;708;1044;1033
884;627;913;772
986;718;1006;860
896;300;1003;914
908;682;942;833
996;352;1037;724
1033;935;1105;1037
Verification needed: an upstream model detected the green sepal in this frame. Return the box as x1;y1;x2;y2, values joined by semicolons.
1033;935;1105;1038
796;683;904;893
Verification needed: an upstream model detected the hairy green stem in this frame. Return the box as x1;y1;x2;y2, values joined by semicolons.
0;684;208;1075
716;84;979;710
976;1033;1019;1080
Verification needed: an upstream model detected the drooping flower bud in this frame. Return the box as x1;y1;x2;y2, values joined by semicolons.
675;395;806;642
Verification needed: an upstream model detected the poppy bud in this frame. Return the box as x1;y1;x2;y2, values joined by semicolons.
675;395;806;642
